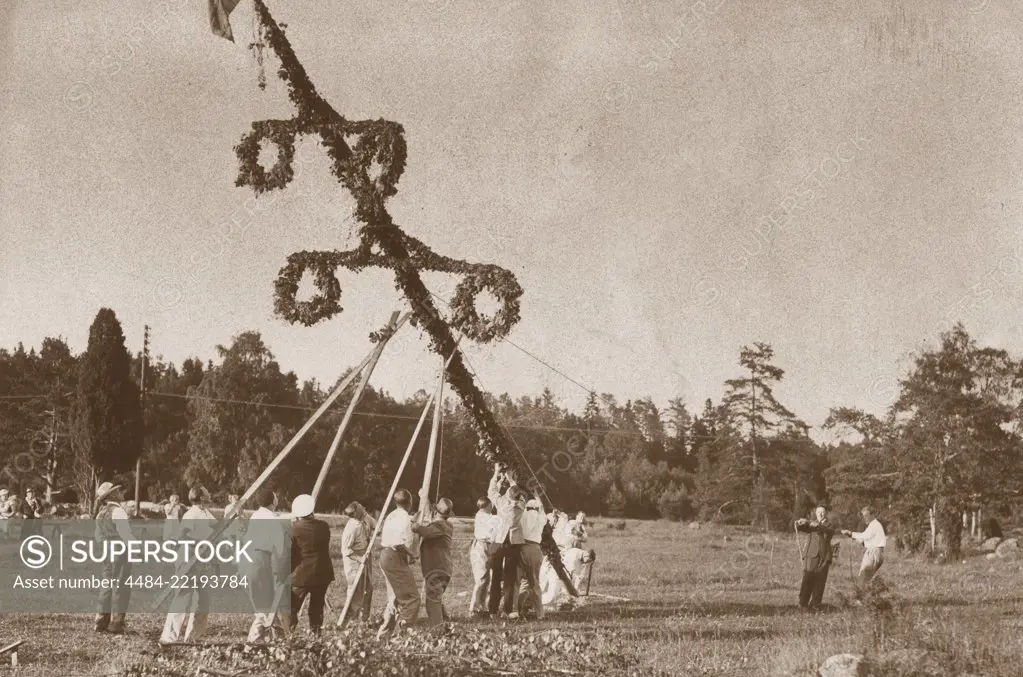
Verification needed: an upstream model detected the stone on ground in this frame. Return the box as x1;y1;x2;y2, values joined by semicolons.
979;537;1001;552
819;653;868;677
995;537;1019;559
688;521;700;530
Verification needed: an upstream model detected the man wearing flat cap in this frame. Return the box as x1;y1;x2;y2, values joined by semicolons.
413;498;454;627
289;494;333;633
94;482;134;633
340;501;376;623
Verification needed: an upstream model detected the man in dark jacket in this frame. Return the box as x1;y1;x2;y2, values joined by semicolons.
796;505;837;611
289;494;334;633
413;498;454;627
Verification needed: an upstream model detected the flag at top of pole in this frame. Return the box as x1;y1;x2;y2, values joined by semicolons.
209;0;243;41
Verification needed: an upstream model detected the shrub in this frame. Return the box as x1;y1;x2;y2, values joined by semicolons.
605;484;626;518
657;482;692;522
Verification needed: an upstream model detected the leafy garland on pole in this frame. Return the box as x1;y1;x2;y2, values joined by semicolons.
233;0;574;592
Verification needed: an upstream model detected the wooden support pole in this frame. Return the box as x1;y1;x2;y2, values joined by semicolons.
135;325;149;517
311;311;400;503
336;351;457;627
409;362;447;558
150;313;408;611
419;350;451;517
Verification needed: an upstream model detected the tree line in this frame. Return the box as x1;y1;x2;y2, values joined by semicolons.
1;308;1020;555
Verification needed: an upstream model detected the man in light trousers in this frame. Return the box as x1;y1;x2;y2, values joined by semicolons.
842;506;887;599
469;497;495;617
161;486;215;643
245;490;287;643
340;501;376;622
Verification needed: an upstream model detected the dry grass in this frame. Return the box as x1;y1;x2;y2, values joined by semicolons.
0;519;1021;676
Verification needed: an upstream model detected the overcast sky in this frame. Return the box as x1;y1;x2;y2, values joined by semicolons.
2;0;1022;440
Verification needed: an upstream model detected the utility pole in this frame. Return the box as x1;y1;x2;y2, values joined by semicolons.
135;325;150;518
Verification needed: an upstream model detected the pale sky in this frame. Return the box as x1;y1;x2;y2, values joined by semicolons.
2;0;1022;441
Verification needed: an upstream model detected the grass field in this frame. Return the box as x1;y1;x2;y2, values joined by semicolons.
0;518;1021;676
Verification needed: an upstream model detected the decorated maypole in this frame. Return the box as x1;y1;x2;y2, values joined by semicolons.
208;0;575;592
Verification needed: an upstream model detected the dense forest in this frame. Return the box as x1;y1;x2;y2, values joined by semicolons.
2;308;1021;557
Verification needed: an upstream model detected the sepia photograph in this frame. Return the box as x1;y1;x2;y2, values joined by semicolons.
1;0;1022;675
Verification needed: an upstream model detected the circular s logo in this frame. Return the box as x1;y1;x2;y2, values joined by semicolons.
21;535;53;569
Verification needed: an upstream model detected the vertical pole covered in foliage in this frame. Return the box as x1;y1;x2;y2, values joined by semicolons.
216;0;575;592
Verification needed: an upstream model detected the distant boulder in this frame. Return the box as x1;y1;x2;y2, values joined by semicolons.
818;653;868;677
688;521;700;530
995;538;1019;559
979;537;1001;553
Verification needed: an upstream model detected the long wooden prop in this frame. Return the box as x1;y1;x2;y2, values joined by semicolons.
336;351;457;626
150;312;408;611
311;311;400;502
411;345;455;556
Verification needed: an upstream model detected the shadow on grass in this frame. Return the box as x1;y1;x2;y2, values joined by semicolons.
561;598;808;623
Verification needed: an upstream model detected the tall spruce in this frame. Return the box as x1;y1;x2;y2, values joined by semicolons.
72;309;142;500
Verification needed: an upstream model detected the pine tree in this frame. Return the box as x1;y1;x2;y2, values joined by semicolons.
72;309;142;500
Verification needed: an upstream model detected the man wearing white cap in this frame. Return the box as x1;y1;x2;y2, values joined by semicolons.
94;482;134;634
161;486;215;644
518;497;546;619
288;494;333;633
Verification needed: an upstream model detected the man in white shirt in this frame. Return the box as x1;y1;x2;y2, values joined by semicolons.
93;482;135;634
245;490;287;643
469;497;494;617
842;506;887;594
161;486;215;644
377;489;419;637
518;498;546;619
486;463;526;618
340;501;376;622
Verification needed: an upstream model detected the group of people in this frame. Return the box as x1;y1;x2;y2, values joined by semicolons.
795;505;888;612
465;464;595;621
82;470;599;643
0;486;46;537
